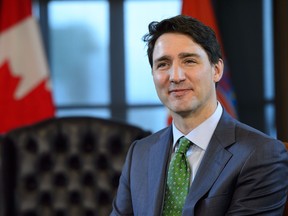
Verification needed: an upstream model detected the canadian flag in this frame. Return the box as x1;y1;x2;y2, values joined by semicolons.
0;0;55;133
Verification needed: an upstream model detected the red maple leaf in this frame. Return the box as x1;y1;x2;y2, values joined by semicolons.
0;61;55;133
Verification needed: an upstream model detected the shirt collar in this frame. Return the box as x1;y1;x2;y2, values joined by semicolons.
172;102;223;150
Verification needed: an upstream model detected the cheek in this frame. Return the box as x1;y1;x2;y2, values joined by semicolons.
153;73;166;88
203;68;216;83
194;71;214;91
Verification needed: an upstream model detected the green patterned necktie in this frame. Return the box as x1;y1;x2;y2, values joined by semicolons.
163;136;191;216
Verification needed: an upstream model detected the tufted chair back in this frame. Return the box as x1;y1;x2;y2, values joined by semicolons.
0;117;151;216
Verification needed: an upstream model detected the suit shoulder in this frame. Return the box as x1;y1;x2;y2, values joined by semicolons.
220;111;284;152
132;126;171;147
135;126;171;142
233;120;286;153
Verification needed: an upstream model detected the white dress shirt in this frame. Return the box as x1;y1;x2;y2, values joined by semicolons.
172;103;223;182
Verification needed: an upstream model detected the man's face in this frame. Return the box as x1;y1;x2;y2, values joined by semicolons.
152;33;223;118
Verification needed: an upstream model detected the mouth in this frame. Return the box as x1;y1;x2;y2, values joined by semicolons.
168;88;192;97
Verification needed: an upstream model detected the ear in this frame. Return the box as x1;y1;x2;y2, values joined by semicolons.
213;58;224;82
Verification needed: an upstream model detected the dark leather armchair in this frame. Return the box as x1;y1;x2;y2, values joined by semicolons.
0;116;151;216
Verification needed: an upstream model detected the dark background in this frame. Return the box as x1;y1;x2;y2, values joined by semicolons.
215;0;265;132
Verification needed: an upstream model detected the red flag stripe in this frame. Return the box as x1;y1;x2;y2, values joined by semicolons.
182;0;218;36
0;0;32;32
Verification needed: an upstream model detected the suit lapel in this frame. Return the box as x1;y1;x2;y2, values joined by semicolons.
147;127;173;216
185;111;236;209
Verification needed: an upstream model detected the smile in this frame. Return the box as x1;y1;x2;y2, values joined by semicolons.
169;89;191;97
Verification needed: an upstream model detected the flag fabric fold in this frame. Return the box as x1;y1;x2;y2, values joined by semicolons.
182;0;238;118
0;0;55;133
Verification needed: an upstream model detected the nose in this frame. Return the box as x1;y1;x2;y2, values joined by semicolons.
169;65;185;83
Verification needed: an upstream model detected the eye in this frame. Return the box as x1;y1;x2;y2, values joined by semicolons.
184;58;196;64
156;62;169;69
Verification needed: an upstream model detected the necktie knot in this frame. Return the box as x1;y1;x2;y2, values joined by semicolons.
176;137;191;155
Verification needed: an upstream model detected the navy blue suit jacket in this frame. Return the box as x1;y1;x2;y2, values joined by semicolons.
111;111;288;216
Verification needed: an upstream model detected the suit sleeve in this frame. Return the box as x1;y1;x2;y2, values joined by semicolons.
226;140;288;215
110;141;136;216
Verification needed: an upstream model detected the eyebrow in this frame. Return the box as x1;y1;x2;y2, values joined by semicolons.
153;55;171;65
153;52;201;66
178;52;201;59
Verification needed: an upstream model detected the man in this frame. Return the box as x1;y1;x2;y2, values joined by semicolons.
111;15;288;216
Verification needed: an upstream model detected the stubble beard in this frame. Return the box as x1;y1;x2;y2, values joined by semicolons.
167;96;201;119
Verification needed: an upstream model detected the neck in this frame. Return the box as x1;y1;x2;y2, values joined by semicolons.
172;102;217;135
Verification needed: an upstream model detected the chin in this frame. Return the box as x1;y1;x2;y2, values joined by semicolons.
169;106;192;115
169;102;200;115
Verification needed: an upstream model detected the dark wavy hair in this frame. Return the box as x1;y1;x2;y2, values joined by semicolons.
142;15;222;67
